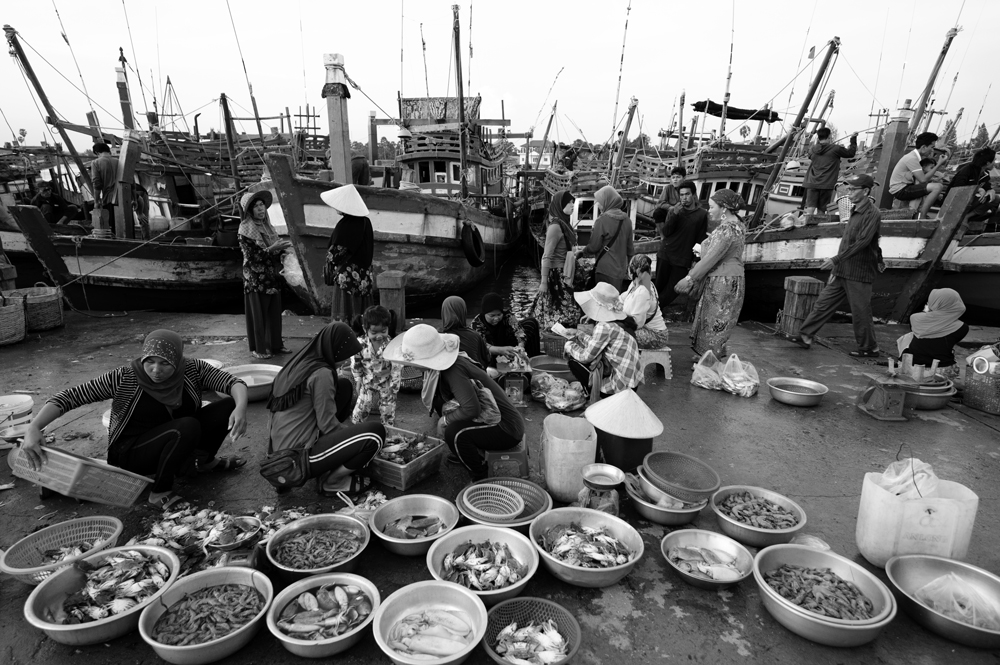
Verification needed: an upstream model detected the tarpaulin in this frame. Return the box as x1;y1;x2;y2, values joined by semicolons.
692;101;780;123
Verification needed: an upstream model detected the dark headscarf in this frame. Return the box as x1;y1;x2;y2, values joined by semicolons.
441;296;469;332
548;190;577;250
481;293;505;317
594;186;625;213
131;330;185;408
267;322;362;412
711;189;746;213
329;215;375;270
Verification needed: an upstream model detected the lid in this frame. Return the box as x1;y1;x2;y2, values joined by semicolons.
584;389;663;438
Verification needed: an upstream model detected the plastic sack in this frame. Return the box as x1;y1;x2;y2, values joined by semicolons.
538;376;587;413
572;487;619;516
790;534;831;551
721;354;759;397
691;350;723;390
541;414;597;502
280;251;306;289
876;458;939;500
856;472;979;567
915;573;1000;630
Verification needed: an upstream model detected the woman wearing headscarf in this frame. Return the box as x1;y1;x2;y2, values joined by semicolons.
534;190;583;330
621;254;670;349
19;330;249;509
580;185;634;291
239;190;290;359
441;296;490;368
898;289;969;371
384;324;524;481
267;322;386;496
675;189;747;359
321;185;375;323
472;292;528;373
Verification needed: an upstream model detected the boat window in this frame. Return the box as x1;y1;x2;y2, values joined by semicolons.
453;164;462;182
791;185;804;197
418;161;430;183
578;200;596;219
714;181;727;193
740;182;753;202
699;183;711;201
751;184;761;204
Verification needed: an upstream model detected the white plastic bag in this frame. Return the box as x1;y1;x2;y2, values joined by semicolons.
721;354;759;397
875;458;939;500
915;573;1000;630
280;251;306;289
691;351;723;391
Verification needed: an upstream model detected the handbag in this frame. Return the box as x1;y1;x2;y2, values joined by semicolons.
259;447;311;489
585;218;625;289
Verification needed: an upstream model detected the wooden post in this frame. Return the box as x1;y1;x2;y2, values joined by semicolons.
873;112;911;210
368;111;378;164
323;53;352;184
86;111;102;142
451;5;468;198
114;130;142;239
377;270;407;330
116;65;135;130
220;93;242;191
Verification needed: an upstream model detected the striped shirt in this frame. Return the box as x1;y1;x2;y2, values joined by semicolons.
830;196;882;284
565;321;641;394
48;359;243;448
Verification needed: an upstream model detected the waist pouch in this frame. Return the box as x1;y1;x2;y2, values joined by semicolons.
259;447;311;488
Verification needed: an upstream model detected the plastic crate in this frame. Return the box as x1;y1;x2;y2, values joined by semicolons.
964;371;1000;415
368;426;447;491
541;332;566;358
0;516;123;585
9;446;152;506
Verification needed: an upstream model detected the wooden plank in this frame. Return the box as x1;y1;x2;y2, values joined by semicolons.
889;185;977;322
115;132;142;239
10;205;72;286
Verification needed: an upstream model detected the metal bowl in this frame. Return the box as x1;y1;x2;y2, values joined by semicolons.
266;514;370;585
754;544;896;630
766;377;829;407
218;363;281;402
372;580;487;665
370;495;461;556
138;567;273;665
23;546;180;646
426;525;539;607
887;554;1000;649
636;466;696;507
624;483;702;526
660;529;753;590
711;486;807;548
266;572;380;658
206;516;262;552
529;355;573;382
528;507;643;588
904;388;957;410
582;463;624;491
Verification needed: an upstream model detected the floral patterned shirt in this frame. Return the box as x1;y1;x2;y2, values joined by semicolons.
351;334;402;395
239;236;282;295
325;245;374;295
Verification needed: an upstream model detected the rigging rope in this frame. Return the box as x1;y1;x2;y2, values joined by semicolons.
868;5;890;124
895;7;916;110
610;0;632;137
841;53;887;111
0;104;19;144
18;35;121;123
299;3;309;109
120;0;149;115
50;0;99;125
14;58;64;150
224;0;260;132
467;0;473;91
530;68;563;133
783;0;819;135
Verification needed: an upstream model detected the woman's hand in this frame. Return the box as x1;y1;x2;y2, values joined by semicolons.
674;277;692;294
269;239;292;253
228;406;248;442
21;424;47;471
537;281;548;296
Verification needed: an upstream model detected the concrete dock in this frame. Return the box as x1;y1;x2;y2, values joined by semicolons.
1;311;999;664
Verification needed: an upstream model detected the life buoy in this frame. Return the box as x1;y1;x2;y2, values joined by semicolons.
461;222;486;267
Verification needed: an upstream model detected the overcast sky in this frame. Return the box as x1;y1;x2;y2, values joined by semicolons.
3;0;998;152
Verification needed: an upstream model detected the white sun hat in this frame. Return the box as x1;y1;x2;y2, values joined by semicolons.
382;324;460;371
320;184;370;217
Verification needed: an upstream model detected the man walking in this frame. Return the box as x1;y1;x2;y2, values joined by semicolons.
791;174;883;357
888;131;947;219
802;128;857;214
653;180;708;310
89;142;117;226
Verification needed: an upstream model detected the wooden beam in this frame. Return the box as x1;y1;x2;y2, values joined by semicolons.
373;118;511;127
114;130;142;239
889;185;976;322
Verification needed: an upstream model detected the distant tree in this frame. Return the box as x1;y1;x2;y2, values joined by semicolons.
739;126;750;139
973;123;990;148
378;137;398;161
350;140;368;156
626;133;650;149
825;122;839;141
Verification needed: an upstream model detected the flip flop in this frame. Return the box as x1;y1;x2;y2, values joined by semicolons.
197;456;247;473
148;492;185;510
251;351;274;360
318;472;372;498
849;349;881;358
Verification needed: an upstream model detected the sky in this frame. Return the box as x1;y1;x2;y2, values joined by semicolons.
2;0;998;153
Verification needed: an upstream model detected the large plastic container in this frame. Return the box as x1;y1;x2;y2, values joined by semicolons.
595;429;652;471
541;414;597;503
0;394;33;427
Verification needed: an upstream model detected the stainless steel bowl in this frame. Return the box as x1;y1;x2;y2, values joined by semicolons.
904;389;957;410
528;507;643;588
624;484;701;526
218;363;281;402
426;525;539;607
266;572;380;658
767;377;829;407
660;529;753;590
266;514;370;585
636;466;696;507
887;554;1000;649
582;463;625;491
711;486;807;548
754;545;896;646
372;580;487;665
370;495;461;556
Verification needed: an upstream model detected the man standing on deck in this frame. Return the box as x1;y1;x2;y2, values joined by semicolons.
791;174;883;357
654;180;707;310
888;131;947;219
89;143;117;227
802;128;857;214
657;166;688;211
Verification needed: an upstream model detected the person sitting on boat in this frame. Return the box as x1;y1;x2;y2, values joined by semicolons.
19;330;249;510
534;190;583;331
802;128;857;215
322;185;375;323
654;179;708;310
657;166;688;211
267;322;386;497
384;324;524;481
897;288;969;379
621;255;671;350
30;181;80;226
579;185;635;292
350;306;402;427
473;292;529;376
564;282;641;399
948;147;997;222
441;296;491;368
889;131;947;219
239;190;289;360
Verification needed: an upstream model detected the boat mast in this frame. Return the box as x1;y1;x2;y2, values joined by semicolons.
676;90;685;158
451;5;469;198
4;24;93;194
220;93;242;191
910;27;959;140
535;101;556;170
750;36;840;226
611;97;638;185
718;5;735;140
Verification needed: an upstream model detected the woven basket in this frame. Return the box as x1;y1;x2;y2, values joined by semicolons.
9;446;152;507
2;283;63;331
483;597;582;665
642;451;721;503
0;294;26;346
399;364;424;392
464;483;525;520
458;478;552;527
541;332;566;358
0;516;123;585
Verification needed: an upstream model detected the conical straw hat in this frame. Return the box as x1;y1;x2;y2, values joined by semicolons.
584;389;663;438
320;184;369;217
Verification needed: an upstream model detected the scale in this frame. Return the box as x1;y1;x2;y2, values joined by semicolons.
580;463;624;516
855;372;921;421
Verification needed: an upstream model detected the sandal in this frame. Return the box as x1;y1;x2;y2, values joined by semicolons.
849;349;881;358
790;335;813;350
197;456;247;473
318;472;372;498
275;347;291;354
251;351;274;360
148;491;185;510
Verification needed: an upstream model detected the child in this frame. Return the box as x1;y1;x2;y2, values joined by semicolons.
351;306;402;426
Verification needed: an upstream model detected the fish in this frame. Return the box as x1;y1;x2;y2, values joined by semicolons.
388;609;473;658
276;583;373;640
494;619;569;665
667;546;745;582
383;515;443;540
440;540;527;591
153;584;263;646
271;526;365;570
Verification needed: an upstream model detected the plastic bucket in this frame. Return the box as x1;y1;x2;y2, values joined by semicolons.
0;394;33;428
595;428;652;471
541;414;597;502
